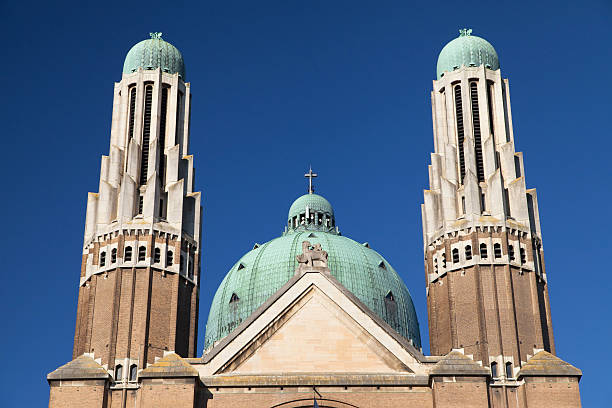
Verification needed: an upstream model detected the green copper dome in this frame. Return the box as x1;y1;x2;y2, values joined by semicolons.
437;29;499;79
123;33;186;79
204;193;421;350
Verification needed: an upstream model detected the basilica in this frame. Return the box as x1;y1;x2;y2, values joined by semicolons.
47;30;582;407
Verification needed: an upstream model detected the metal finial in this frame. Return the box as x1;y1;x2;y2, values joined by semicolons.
304;167;318;194
459;28;472;37
150;32;163;39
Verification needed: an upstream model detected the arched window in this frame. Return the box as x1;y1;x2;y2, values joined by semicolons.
154;247;161;264
129;364;138;381
465;245;472;260
505;362;513;379
111;248;117;264
138;246;146;262
115;364;123;381
384;291;399;330
520;247;526;264
100;251;106;267
490;362;498;378
140;84;153;186
167;250;173;265
494;243;502;259
480;243;488;259
454;85;466;184
452;248;459;263
125;246;132;262
509;245;515;261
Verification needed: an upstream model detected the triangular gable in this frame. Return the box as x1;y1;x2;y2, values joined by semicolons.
139;352;199;378
47;355;110;381
429;350;489;376
518;351;582;378
198;269;425;376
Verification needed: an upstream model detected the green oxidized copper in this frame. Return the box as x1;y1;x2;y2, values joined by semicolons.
436;28;499;79
204;193;422;349
123;33;186;79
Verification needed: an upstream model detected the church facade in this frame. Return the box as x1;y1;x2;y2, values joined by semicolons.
47;30;582;408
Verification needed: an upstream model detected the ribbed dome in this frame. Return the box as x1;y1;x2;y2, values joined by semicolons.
437;29;499;79
123;33;186;79
204;194;421;350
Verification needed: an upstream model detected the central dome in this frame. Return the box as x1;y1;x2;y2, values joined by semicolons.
204;193;421;350
437;28;499;79
123;32;186;79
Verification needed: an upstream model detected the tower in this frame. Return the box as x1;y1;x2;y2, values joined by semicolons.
421;29;554;377
72;33;201;380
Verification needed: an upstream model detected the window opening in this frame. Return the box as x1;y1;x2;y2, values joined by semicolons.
494;243;502;259
154;247;161;263
461;196;466;214
128;87;136;141
111;248;117;264
129;364;137;381
237;263;245;270
167;250;173;265
100;251;106;267
188;257;194;280
229;293;240;303
454;85;466;184
159;86;168;185
452;248;459;263
480;193;486;212
384;291;399;330
175;92;183;145
140;84;153;185
465;245;472;260
138;195;144;215
487;81;495;139
505;362;513;379
434;258;438;273
509;245;515;261
138;246;146;262
520;247;526;264
480;243;488;259
470;82;485;182
379;261;387;270
442;253;447;268
491;362;498;378
125;246;132;262
115;364;123;381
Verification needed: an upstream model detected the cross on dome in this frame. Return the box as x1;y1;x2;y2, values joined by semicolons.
304;167;318;194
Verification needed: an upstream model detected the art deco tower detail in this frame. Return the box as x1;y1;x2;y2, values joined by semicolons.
422;30;554;378
72;33;202;380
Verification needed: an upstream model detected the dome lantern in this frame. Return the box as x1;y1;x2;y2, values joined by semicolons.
123;32;186;79
436;28;499;79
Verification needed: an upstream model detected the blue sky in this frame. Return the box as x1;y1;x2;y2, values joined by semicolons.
1;0;610;406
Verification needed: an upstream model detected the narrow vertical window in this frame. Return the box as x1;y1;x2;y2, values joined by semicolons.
138;195;144;215
175;91;183;145
480;243;488;259
505;362;513;379
461;196;466;214
509;245;515;261
494;243;502;259
465;245;472;260
124;246;132;262
154;247;161;264
470;82;485;182
442;253;447;268
111;248;117;264
452;248;459;263
100;251;106;267
434;258;438;273
140;84;153;185
159;86;169;185
129;364;138;381
128;86;136;141
138;246;146;262
115;364;123;381
480;193;486;212
520;247;526;264
384;291;399;331
491;362;498;378
167;250;173;265
487;81;495;139
454;85;466;184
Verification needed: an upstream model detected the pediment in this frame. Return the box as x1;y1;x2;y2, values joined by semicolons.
199;270;425;377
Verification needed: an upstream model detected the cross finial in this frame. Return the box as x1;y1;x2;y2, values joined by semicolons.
304;167;318;194
150;32;163;39
459;28;472;37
